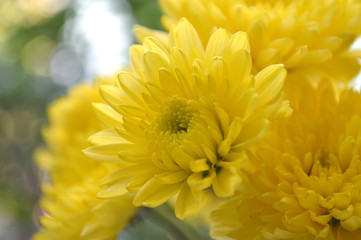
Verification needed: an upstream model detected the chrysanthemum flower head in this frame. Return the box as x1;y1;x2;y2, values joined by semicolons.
34;78;137;240
159;0;361;89
84;18;292;219
211;81;361;239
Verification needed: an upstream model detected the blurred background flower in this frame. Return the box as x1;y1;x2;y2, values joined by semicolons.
0;0;161;239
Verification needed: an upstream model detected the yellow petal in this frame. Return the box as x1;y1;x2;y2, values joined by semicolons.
190;158;210;173
92;103;123;128
83;145;122;163
204;28;230;64
156;170;189;184
97;180;130;198
232;118;270;151
254;64;286;106
187;171;215;192
170;18;204;59
143;51;169;84
133;177;183;207
118;71;145;106
175;182;200;219
255;48;282;69
212;162;241;197
227;50;252;96
341;215;361;231
87;129;122;146
133;25;169;46
270;38;294;57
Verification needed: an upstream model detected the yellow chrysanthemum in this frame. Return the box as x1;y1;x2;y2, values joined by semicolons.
211;81;361;239
33;78;137;240
159;0;361;89
84;18;292;219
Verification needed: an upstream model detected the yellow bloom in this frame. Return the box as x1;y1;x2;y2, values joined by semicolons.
84;18;291;219
159;0;361;88
211;81;361;239
33;78;137;240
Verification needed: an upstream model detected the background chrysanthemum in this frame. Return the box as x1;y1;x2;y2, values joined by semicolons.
159;0;361;90
211;81;361;239
84;18;292;219
34;78;137;240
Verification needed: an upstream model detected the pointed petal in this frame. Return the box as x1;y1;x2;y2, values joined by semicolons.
133;178;182;207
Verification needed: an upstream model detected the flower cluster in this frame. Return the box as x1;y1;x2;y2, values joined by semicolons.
211;81;361;239
84;18;291;220
159;0;361;89
33;78;137;240
34;0;361;239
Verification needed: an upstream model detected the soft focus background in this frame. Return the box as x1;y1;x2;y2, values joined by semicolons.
0;0;161;239
1;1;361;239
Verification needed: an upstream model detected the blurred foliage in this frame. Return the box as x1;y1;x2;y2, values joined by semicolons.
0;0;68;107
128;0;163;30
0;1;71;239
3;11;66;62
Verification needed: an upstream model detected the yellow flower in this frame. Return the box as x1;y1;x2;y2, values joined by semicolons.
33;78;137;240
84;18;292;219
211;81;361;239
159;0;361;88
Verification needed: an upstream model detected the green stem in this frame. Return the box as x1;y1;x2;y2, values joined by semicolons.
140;204;203;240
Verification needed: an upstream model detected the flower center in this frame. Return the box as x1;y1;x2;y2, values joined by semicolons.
308;150;341;176
154;97;198;135
318;151;331;169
